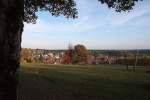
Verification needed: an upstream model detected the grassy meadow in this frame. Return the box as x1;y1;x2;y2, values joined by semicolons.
18;63;150;100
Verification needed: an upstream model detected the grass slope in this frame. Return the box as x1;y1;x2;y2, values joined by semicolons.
18;63;150;100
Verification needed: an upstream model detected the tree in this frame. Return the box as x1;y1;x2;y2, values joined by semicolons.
0;0;141;100
63;44;74;64
21;48;31;63
73;44;90;64
98;0;141;12
0;0;77;100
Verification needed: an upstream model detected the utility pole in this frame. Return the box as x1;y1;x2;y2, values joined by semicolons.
134;50;139;71
124;51;129;71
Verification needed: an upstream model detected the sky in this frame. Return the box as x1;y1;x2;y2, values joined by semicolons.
22;0;150;50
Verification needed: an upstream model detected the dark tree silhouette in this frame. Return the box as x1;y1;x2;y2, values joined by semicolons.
98;0;141;12
24;0;78;23
0;0;141;100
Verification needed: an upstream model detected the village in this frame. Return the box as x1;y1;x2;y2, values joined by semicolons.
21;48;118;65
21;44;150;66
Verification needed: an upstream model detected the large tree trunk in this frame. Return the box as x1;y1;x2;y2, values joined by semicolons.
0;0;24;100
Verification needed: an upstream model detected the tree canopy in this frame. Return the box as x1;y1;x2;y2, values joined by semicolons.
98;0;141;12
24;0;141;24
73;44;91;64
24;0;78;23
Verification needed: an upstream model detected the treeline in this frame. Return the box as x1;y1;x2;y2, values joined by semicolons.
117;57;150;66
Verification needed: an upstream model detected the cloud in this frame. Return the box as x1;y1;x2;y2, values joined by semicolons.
23;0;107;35
24;15;104;35
112;3;150;26
22;0;150;49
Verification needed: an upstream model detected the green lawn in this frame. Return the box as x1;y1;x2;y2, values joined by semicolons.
19;63;150;100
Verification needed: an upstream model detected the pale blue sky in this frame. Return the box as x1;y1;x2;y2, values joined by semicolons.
22;0;150;50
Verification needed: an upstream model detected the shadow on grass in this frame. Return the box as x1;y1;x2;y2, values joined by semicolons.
18;71;150;100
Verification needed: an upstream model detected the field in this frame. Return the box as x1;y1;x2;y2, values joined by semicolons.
18;63;150;100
